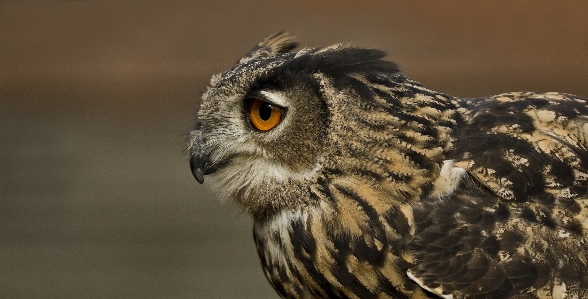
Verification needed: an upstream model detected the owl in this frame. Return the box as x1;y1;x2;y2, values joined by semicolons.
188;32;588;298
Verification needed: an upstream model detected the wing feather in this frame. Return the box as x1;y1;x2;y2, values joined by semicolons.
408;92;588;298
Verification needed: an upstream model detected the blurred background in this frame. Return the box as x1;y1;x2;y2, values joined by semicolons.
1;1;587;298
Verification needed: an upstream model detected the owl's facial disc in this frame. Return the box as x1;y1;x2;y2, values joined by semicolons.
191;72;329;214
189;92;290;185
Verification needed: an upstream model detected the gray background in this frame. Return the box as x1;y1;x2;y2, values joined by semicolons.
2;1;588;298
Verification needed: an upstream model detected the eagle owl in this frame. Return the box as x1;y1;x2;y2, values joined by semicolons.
188;32;588;298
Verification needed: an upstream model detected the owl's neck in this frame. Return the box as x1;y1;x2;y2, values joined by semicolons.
252;192;425;298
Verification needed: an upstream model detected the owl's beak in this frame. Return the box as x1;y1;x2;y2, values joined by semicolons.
190;155;205;184
189;130;205;184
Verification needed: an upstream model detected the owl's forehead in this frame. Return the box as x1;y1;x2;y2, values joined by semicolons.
210;53;295;92
200;57;288;116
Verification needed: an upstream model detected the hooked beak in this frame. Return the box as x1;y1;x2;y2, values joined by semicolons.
189;130;205;184
190;155;205;184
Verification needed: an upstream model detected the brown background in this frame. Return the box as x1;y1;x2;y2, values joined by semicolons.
1;1;587;298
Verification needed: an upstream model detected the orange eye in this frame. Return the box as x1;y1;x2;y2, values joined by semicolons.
248;98;283;131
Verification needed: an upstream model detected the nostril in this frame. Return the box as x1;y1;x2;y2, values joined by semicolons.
193;120;202;130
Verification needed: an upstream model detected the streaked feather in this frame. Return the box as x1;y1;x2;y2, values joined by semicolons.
189;32;588;298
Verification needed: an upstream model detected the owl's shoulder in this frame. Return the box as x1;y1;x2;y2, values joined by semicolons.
450;91;588;203
406;91;588;297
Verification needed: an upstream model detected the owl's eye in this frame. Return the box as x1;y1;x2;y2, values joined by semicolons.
248;98;283;131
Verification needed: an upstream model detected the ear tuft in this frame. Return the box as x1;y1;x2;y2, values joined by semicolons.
239;32;298;63
258;31;298;55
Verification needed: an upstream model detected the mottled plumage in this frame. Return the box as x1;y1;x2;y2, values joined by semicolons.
188;32;588;298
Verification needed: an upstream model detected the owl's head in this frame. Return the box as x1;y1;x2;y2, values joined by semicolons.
189;32;403;217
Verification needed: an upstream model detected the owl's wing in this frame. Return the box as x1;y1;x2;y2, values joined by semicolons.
408;172;535;298
406;92;588;298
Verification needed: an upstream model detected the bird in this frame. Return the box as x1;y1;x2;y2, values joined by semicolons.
188;32;588;298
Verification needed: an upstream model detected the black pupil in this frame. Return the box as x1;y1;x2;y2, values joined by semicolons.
259;102;273;121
